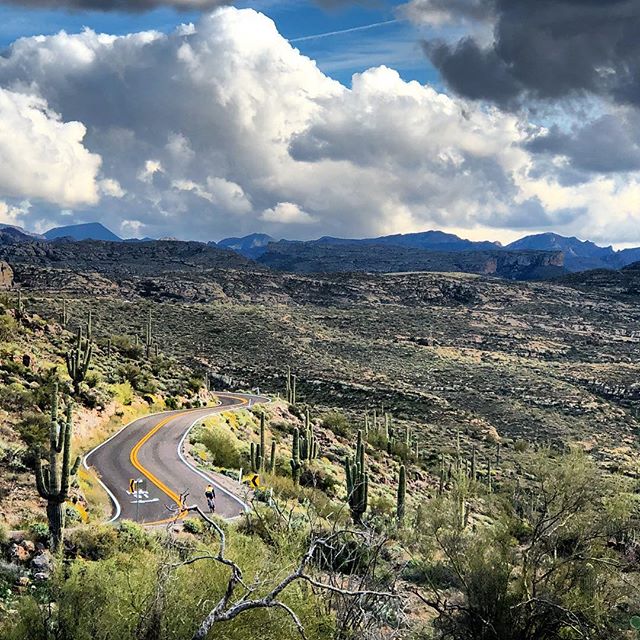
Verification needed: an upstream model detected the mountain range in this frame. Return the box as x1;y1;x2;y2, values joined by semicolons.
2;222;640;277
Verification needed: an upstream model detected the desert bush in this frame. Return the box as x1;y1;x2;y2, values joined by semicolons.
182;518;204;535
0;561;24;591
116;521;150;552
68;525;119;560
322;410;350;437
110;334;144;360
0;314;17;342
299;461;339;496
198;427;242;469
111;381;134;406
28;522;48;544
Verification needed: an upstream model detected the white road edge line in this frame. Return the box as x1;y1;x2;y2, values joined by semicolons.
177;395;272;515
82;394;269;524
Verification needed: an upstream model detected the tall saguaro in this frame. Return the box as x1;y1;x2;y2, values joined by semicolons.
345;430;369;524
35;386;80;553
66;327;93;396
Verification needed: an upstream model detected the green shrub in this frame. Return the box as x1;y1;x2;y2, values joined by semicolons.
110;334;144;360
198;427;242;469
322;410;350;437
117;520;150;551
69;525;119;560
28;522;49;544
0;561;24;591
187;376;203;394
0;314;17;342
64;505;82;525
183;518;204;535
299;462;339;496
112;381;134;406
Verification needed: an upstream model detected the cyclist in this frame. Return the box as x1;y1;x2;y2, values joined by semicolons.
204;484;216;513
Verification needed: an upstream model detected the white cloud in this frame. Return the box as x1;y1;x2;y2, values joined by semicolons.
0;7;637;244
172;176;252;214
0;200;30;227
0;88;101;207
99;178;125;198
137;160;164;184
261;202;315;224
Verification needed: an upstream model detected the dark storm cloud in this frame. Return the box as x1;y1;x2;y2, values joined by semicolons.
527;112;640;174
419;0;640;107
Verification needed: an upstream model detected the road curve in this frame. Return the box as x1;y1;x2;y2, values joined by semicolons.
84;392;268;524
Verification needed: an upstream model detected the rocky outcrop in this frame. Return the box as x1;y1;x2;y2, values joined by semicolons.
0;260;13;288
258;240;565;281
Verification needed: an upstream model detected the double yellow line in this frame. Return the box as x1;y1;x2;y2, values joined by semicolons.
128;396;249;526
129;412;190;525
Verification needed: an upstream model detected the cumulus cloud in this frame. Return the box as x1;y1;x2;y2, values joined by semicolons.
261;202;315;224
401;0;492;27
0;88;101;207
0;6;638;244
0;0;229;11
0;200;30;227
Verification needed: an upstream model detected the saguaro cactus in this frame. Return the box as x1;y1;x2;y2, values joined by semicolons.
87;309;93;340
299;409;319;461
15;291;24;323
396;464;406;522
344;430;368;524
290;427;302;484
66;327;93;396
249;413;267;473
471;445;477;481
439;453;446;495
269;440;276;473
34;387;80;553
61;298;69;328
285;367;297;405
145;308;153;358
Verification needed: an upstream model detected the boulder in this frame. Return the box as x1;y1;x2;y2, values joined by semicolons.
0;261;12;289
10;544;30;563
31;551;52;576
21;540;35;554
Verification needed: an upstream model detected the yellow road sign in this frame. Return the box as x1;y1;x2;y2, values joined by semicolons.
242;474;260;489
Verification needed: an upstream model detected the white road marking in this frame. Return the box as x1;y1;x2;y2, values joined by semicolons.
84;395;269;524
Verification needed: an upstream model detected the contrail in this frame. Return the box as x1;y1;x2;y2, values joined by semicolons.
289;19;400;43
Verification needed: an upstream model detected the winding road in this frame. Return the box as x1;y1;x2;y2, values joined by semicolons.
83;392;268;524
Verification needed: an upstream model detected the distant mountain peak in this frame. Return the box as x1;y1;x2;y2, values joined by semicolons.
44;222;122;242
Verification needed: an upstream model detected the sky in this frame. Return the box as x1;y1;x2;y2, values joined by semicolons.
0;0;638;246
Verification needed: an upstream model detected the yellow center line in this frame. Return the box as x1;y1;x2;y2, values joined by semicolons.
128;395;249;526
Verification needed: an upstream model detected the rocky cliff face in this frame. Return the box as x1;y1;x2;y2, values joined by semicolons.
0;261;13;289
487;250;565;280
258;241;565;281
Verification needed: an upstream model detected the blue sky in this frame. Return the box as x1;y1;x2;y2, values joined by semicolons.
0;0;437;87
0;0;636;246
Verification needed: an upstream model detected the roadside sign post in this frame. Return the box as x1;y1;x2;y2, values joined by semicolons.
129;478;147;522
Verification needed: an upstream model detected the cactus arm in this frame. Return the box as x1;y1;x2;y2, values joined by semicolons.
35;457;52;500
59;416;72;498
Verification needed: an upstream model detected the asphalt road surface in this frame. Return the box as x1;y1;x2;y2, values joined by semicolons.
84;392;268;524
